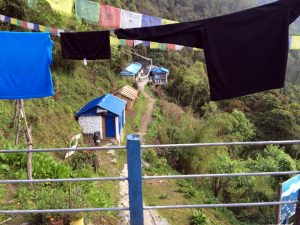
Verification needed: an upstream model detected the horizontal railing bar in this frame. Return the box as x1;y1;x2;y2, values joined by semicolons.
1;140;299;154
0;207;129;214
0;146;126;153
0;177;128;184
144;201;298;210
142;140;300;149
143;171;300;180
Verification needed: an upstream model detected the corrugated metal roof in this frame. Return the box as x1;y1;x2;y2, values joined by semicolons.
120;62;142;76
151;67;169;74
76;94;126;118
116;85;138;100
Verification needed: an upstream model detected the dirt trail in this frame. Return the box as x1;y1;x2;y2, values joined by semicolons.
139;86;155;137
117;79;169;225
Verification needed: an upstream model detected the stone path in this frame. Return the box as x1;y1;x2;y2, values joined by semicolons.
117;78;169;225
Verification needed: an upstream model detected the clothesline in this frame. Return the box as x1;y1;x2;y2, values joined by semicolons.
1;0;300;102
0;13;186;51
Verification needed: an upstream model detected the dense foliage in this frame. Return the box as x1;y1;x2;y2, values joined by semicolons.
0;0;300;224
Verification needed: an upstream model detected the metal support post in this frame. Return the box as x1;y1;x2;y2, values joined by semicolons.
127;134;144;225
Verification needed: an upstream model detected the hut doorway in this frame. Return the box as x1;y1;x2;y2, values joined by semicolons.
105;116;116;138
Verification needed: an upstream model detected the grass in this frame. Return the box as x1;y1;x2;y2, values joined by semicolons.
142;159;241;225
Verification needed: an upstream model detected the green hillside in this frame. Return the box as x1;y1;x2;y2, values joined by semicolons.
0;0;300;224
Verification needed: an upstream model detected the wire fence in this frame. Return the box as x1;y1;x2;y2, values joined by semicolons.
0;136;299;225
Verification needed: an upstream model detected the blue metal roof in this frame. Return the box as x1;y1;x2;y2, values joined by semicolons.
151;67;169;74
76;94;126;118
120;62;142;77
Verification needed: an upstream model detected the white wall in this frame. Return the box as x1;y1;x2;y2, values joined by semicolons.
78;116;102;138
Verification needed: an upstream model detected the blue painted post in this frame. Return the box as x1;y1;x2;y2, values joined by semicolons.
127;134;144;225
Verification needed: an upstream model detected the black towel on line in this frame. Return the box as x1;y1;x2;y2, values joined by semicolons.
61;30;111;60
116;0;300;101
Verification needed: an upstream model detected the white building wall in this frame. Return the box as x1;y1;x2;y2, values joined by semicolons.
78;116;102;138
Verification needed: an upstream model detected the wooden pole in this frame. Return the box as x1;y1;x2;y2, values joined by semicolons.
15;101;21;145
20;100;33;180
276;183;283;224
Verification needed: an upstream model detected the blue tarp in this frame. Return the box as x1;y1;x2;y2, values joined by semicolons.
76;93;126;117
0;32;54;99
120;62;142;77
280;175;300;223
151;67;169;74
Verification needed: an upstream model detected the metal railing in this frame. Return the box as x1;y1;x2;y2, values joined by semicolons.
0;135;299;225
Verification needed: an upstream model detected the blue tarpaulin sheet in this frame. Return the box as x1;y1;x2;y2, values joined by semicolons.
0;32;54;99
280;175;300;223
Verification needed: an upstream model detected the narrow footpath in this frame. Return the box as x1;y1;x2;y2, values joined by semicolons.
117;79;169;225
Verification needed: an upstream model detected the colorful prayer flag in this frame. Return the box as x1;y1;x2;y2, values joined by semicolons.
22;21;28;29
75;0;100;24
110;37;119;46
142;15;161;27
51;27;58;34
290;36;300;50
0;15;5;22
45;27;52;32
39;25;46;32
27;22;34;30
175;45;184;51
150;42;159;49
143;41;150;48
162;19;178;25
16;19;22;26
100;4;121;29
126;40;134;47
4;16;10;23
159;43;167;50
120;9;142;29
119;39;126;46
10;18;17;25
134;40;143;46
167;44;176;50
34;23;39;31
46;0;74;16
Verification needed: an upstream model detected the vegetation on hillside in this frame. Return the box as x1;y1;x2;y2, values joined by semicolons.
0;0;300;224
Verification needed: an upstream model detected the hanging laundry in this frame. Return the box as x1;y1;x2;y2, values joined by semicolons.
142;15;161;27
100;4;121;29
0;32;54;99
116;0;300;101
60;31;111;60
290;36;300;49
75;0;100;24
46;0;74;16
120;9;142;29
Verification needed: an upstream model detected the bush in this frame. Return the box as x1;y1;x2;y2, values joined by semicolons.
189;210;211;225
